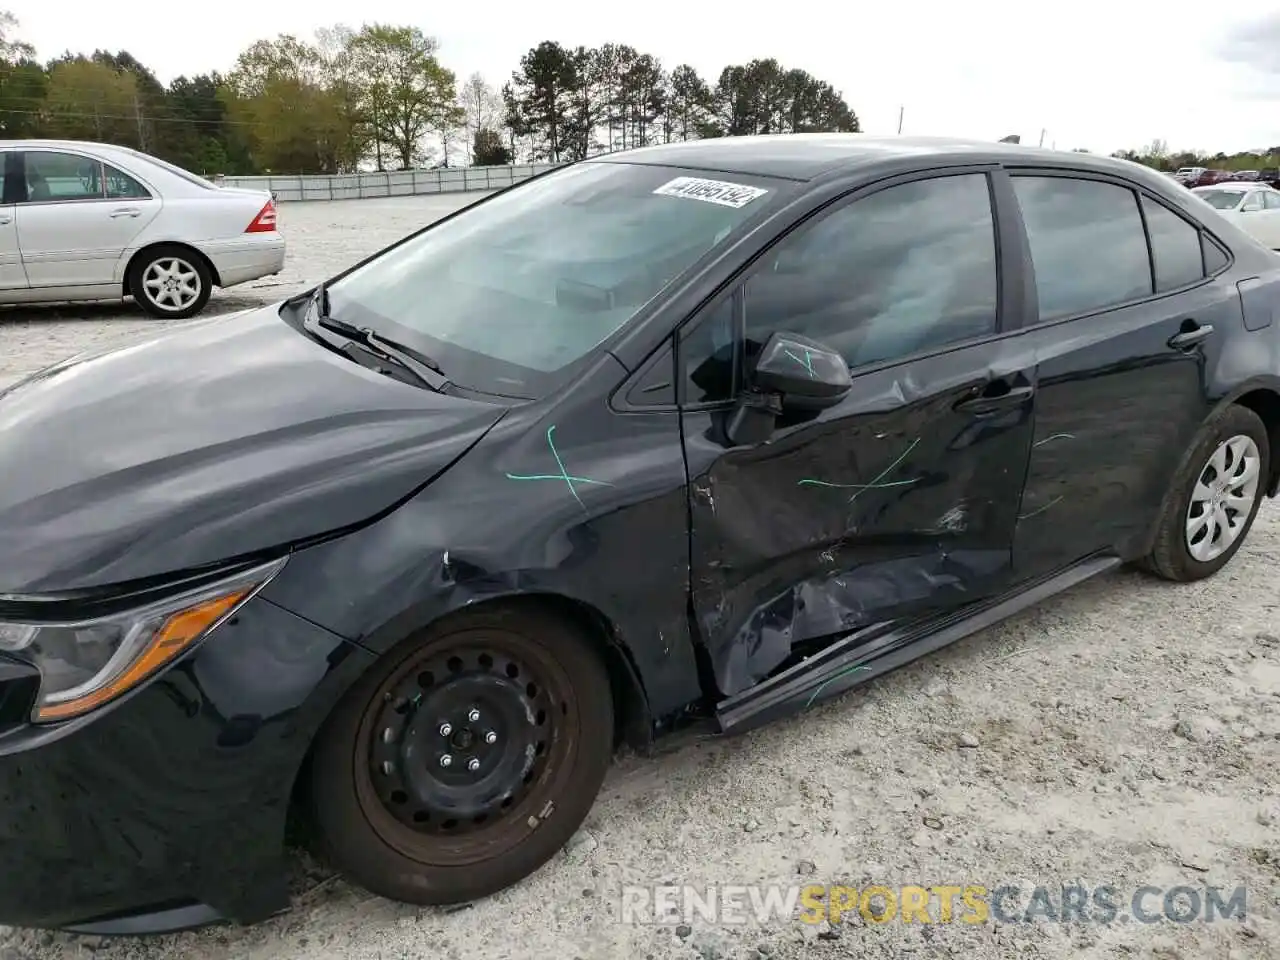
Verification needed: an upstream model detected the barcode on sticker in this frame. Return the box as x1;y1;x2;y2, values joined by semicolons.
652;177;768;209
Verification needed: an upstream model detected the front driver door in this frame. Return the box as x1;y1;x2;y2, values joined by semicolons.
680;169;1037;698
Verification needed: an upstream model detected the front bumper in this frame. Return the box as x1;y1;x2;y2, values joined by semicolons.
0;593;372;933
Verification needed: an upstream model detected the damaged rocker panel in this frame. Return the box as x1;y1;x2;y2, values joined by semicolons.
716;553;1122;736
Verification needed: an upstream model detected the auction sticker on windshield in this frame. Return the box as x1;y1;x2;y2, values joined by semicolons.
653;177;769;208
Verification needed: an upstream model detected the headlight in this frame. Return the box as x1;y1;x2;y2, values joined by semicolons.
0;557;286;722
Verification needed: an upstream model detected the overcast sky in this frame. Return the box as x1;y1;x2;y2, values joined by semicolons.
9;2;1279;156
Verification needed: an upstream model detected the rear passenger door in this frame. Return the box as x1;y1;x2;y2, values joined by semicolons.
14;150;161;288
1006;170;1233;579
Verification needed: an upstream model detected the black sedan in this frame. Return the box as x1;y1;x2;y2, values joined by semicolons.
1;135;1278;934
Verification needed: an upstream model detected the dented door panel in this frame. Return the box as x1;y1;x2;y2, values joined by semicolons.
684;338;1037;697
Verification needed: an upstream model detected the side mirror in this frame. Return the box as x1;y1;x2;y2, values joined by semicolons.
752;331;852;410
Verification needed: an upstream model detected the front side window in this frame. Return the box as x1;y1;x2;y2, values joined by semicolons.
681;294;738;404
741;173;999;370
1012;175;1152;321
1141;196;1204;292
1265;192;1280;210
327;161;790;398
1241;192;1265;212
21;151;103;202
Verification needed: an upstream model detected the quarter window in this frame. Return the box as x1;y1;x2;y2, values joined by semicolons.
1141;196;1205;292
21;151;103;202
104;163;150;199
741;173;998;370
1012;176;1152;321
1202;235;1229;274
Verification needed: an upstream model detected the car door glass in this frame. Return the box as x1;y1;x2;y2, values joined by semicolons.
1241;192;1264;212
742;173;998;370
1012;176;1152;321
21;151;103;202
104;163;150;200
681;294;738;403
1141;196;1205;292
1202;235;1229;274
1265;192;1280;211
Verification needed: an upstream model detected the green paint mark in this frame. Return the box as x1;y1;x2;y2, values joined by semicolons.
805;664;870;708
1018;494;1063;521
798;436;922;503
506;424;613;510
784;347;817;378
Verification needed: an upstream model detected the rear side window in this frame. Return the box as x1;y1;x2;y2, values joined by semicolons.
1141;197;1204;292
1012;176;1152;321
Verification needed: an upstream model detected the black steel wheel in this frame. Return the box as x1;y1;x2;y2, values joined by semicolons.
309;606;614;905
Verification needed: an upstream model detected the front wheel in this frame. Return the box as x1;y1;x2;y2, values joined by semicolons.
128;244;213;319
309;607;614;906
1143;404;1270;582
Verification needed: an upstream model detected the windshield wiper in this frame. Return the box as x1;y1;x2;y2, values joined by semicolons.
303;282;451;392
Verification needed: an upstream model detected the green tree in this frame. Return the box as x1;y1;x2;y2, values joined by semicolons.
666;64;713;142
472;126;510;165
42;58;139;144
349;24;462;170
225;35;344;173
509;41;579;162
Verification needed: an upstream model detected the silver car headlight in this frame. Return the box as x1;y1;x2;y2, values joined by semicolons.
0;557;286;723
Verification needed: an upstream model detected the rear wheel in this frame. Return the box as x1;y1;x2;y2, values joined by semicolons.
128;244;212;319
1143;404;1269;582
309;607;614;905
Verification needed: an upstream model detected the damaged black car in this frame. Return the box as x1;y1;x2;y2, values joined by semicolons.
1;134;1279;934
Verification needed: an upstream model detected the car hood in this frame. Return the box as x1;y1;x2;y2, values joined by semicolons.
0;307;507;596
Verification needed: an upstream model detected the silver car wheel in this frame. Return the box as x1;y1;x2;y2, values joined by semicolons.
141;257;202;312
1185;433;1261;562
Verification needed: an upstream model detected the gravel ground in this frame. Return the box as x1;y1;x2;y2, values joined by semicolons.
0;195;1277;960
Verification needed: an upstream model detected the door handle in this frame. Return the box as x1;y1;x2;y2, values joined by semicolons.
1168;322;1214;351
953;382;1035;415
109;207;141;218
0;214;11;225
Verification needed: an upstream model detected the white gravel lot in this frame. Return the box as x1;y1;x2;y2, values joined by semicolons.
0;195;1277;960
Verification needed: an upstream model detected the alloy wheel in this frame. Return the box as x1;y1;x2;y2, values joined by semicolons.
141;257;202;312
1185;433;1261;562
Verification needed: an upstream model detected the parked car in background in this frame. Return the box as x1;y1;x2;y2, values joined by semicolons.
0;140;285;319
1;135;1279;934
1175;165;1206;185
1232;170;1260;181
1192;182;1280;248
1259;168;1280;189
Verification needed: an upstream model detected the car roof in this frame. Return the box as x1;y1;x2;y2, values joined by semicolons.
590;133;1172;183
0;138;139;159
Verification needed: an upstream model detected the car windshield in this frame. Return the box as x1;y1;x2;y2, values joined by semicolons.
1196;189;1244;210
325;161;789;398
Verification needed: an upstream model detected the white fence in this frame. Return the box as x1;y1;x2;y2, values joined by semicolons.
217;163;564;202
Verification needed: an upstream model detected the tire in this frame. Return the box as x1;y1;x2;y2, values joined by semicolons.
1142;404;1270;582
128;244;213;319
309;606;614;906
